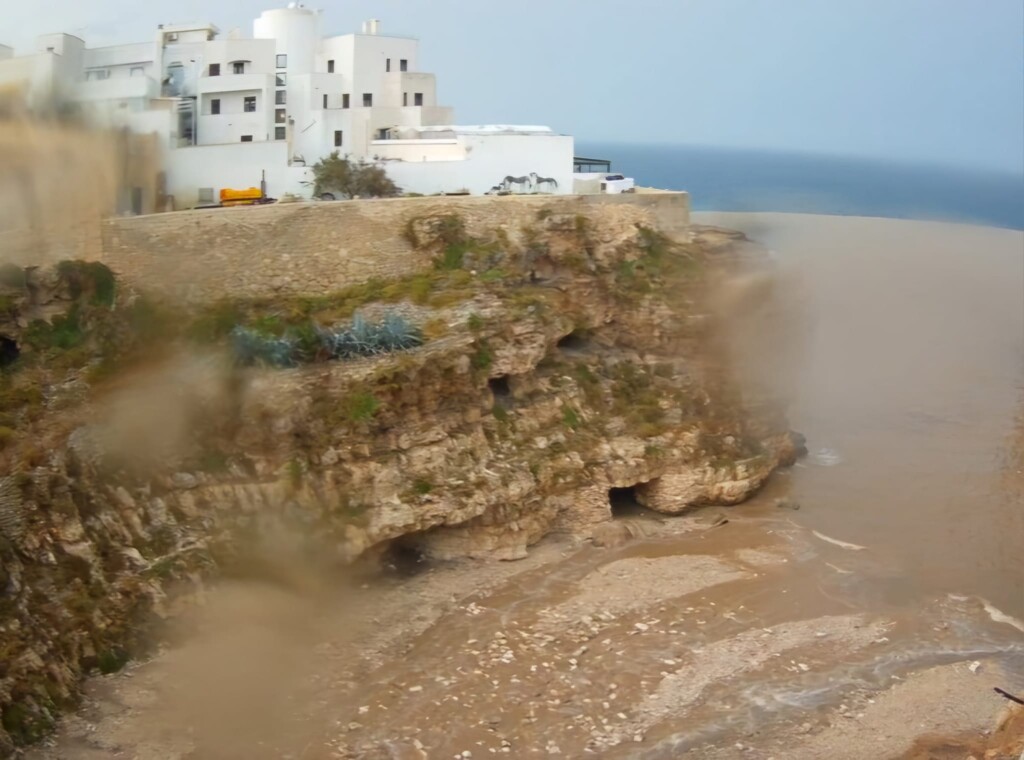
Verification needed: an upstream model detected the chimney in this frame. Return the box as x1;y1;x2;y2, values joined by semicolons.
364;19;380;35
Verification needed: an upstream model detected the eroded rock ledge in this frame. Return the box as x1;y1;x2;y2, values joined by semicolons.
0;204;796;753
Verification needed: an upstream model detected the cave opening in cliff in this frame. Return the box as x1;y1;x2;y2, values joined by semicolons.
557;330;590;353
0;336;18;368
489;375;511;399
378;535;431;578
608;483;659;519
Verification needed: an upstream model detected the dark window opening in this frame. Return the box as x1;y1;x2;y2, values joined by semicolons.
240;135;253;142
403;92;408;107
488;375;511;398
233;61;244;74
377;128;389;140
386;58;391;72
362;93;372;107
414;92;423;106
400;59;408;72
275;126;286;140
210;98;220;115
342;93;350;109
244;96;256;112
275;108;286;123
275;90;286;105
276;73;286;86
323;93;328;108
556;329;590;352
334;130;343;147
327;59;335;73
276;54;287;68
0;336;20;369
209;63;220;76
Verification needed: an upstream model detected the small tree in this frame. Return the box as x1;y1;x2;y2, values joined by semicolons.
310;152;401;199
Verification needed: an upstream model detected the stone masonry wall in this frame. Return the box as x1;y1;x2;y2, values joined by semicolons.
96;192;690;302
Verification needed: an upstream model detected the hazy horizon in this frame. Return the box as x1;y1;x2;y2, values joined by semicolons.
1;0;1021;175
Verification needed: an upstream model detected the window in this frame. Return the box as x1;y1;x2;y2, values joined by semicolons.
342;94;350;109
240;135;253;142
275;108;286;123
414;92;423;106
211;98;221;115
386;58;391;72
233;61;245;74
400;59;408;72
323;94;328;108
334;130;343;147
362;93;372;107
403;92;408;107
275;90;286;105
130;66;145;77
327;59;335;73
275;73;286;86
209;63;220;76
275;126;286;140
276;54;287;68
244;96;256;112
86;69;109;81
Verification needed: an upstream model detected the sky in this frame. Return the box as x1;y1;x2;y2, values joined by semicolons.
2;0;1022;174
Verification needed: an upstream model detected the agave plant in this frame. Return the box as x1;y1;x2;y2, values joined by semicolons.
318;311;423;360
230;326;298;367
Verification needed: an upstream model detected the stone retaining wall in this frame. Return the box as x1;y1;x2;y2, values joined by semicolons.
96;192;690;302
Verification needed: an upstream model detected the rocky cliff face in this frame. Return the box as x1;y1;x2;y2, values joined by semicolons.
0;205;798;753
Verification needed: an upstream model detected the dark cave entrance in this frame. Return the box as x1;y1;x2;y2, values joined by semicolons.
608;481;660;519
377;534;431;579
488;375;512;399
0;336;19;368
556;330;590;353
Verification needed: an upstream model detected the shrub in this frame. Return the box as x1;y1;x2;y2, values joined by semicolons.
471;341;493;372
344;390;380;422
22;306;84;351
466;313;485;332
0;263;26;290
310;151;401;198
412;479;433;495
57;261;116;306
562;406;581;430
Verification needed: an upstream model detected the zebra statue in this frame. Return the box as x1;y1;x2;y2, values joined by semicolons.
530;172;559;192
501;175;533;193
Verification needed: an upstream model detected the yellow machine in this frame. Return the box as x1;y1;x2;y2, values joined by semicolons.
218;187;265;206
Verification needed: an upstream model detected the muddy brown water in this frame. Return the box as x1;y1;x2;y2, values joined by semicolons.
28;213;1024;759
699;212;1024;616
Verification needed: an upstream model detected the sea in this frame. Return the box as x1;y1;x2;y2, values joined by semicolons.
576;143;1024;230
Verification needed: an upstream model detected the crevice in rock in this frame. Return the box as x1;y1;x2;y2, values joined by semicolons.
0;335;19;368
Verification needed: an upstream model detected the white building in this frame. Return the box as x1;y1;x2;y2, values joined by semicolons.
0;4;575;209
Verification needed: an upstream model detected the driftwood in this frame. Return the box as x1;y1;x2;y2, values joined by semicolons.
994;687;1024;706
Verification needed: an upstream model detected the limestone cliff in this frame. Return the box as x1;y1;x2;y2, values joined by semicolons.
0;202;798;753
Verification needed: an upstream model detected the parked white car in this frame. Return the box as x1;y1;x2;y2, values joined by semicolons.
601;174;636;194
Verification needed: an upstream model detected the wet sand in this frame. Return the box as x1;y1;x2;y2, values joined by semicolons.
28;213;1024;759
